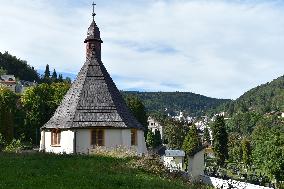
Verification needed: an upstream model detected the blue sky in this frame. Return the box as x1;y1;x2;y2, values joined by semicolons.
0;0;284;99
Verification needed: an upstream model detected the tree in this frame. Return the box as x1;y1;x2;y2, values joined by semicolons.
212;115;228;167
241;137;251;168
0;52;40;82
0;86;18;142
228;133;242;163
0;67;7;75
203;127;211;144
182;125;201;155
146;130;155;148
153;129;162;147
65;77;72;84
51;69;57;81
125;95;147;130
252;123;284;183
164;119;189;149
58;74;63;82
44;64;50;78
42;64;51;84
21;82;70;144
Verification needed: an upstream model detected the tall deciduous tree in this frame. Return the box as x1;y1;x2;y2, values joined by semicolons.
164;119;189;149
241;137;251;168
0;86;17;142
21;82;70;144
252;124;284;184
125;95;147;130
212;115;228;167
228;133;242;163
182;125;201;155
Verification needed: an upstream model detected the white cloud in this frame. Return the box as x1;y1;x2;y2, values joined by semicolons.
0;0;284;99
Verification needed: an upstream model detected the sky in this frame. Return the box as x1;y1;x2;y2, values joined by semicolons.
0;0;284;99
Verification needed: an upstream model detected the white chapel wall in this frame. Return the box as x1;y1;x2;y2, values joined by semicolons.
137;130;147;154
41;128;147;155
76;129;91;154
43;130;74;154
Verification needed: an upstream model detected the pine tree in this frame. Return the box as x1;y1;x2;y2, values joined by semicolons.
65;77;72;84
58;74;63;82
203;127;211;144
212;115;228;167
44;64;50;78
51;69;57;81
182;125;201;155
146;130;155;148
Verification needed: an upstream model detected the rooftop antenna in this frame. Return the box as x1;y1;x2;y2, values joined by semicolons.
92;2;96;21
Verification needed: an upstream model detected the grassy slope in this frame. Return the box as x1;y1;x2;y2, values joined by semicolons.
0;153;209;189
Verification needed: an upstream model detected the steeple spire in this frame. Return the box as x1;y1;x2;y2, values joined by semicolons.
84;2;103;60
92;2;96;21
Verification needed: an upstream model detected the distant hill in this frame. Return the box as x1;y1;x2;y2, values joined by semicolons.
0;51;39;82
122;91;231;117
220;75;284;115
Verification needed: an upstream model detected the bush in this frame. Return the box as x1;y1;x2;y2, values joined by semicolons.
89;145;138;158
129;155;168;176
3;138;24;153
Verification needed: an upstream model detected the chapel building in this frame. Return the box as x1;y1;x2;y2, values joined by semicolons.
39;7;147;155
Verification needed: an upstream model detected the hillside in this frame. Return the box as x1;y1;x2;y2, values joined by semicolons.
0;51;39;82
221;75;284;115
0;153;210;189
122;91;231;117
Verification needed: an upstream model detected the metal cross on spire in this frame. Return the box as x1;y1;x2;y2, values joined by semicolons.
92;2;96;21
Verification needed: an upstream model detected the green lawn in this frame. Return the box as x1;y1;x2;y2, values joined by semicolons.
0;153;210;189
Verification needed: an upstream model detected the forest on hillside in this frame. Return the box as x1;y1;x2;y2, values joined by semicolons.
213;75;284;116
0;52;40;82
122;91;230;117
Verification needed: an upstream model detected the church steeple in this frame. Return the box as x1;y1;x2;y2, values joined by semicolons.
84;2;103;60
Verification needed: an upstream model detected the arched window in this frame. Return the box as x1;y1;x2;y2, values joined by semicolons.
51;129;61;146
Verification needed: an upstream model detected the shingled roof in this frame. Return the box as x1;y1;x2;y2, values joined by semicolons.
42;18;144;130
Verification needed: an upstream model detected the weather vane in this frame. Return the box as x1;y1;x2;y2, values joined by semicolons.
92;2;96;21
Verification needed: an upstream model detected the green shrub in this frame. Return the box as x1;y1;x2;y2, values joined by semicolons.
3;138;24;153
89;145;137;158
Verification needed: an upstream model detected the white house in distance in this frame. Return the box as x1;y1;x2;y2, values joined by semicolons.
39;8;147;155
148;116;164;140
162;150;185;171
0;75;16;92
